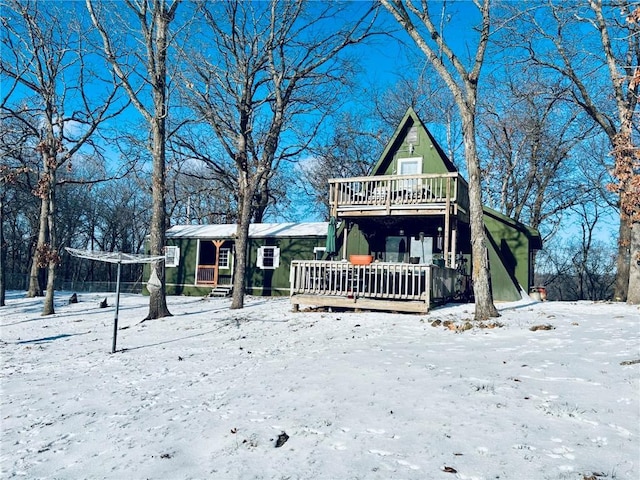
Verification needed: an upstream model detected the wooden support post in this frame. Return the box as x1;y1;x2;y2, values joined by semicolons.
451;224;457;269
330;183;337;218
342;223;348;261
385;178;391;215
444;179;451;267
212;240;225;286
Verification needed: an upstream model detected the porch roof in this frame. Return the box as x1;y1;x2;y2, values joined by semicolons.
167;222;330;239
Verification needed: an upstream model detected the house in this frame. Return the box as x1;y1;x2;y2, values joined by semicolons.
289;107;541;312
162;222;328;296
159;107;541;312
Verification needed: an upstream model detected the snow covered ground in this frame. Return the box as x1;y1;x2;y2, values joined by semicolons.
1;291;638;480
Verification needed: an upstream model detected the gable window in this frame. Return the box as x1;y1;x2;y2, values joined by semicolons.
397;156;423;192
219;248;230;269
257;246;280;269
398;156;422;175
164;245;180;267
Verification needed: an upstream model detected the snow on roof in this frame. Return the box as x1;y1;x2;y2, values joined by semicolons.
167;222;329;239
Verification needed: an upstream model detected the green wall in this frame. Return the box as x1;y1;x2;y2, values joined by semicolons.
485;231;522;302
163;235;325;297
377;121;452;176
483;210;534;294
246;236;325;296
166;238;196;289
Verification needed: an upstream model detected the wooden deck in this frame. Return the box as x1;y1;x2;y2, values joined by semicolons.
290;260;457;313
329;173;469;221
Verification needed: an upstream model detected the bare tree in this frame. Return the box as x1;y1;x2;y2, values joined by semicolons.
479;69;595;243
299;111;383;220
183;0;379;309
571;198;607;300
371;64;465;168
380;0;499;319
0;111;41;297
537;195;617;302
1;0;125;314
165;158;238;225
0;109;39;305
87;0;185;319
513;1;639;303
0;165;30;306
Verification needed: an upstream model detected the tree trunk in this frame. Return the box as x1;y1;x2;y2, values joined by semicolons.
27;182;48;298
42;171;57;316
252;175;271;223
627;222;640;304
461;110;499;320
144;115;171;320
42;263;56;315
231;181;254;310
614;215;631;301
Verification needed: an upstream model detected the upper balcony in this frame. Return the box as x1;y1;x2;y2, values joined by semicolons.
329;173;469;221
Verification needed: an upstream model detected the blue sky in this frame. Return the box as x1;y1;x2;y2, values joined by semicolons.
1;0;621;248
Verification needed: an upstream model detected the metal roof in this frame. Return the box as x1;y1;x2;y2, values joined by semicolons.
166;222;329;239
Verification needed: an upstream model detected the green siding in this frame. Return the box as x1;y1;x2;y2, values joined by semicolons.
372;107;458;177
485;231;522;302
246;236;325;296
164;238;199;295
378;124;450;175
162;235;325;297
483;210;534;294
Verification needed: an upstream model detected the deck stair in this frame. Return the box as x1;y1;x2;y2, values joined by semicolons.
209;285;233;297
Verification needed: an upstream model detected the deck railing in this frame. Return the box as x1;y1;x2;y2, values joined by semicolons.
196;265;217;284
329;173;469;215
196;266;233;286
290;260;457;308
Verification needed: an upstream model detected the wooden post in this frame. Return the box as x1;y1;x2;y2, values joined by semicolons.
451;223;457;269
444;179;451;267
212;240;225;286
385;177;391;214
342;223;348;261
330;181;338;218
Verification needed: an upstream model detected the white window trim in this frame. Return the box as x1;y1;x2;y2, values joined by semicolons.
257;246;280;270
219;248;230;269
398;156;423;175
164;245;180;267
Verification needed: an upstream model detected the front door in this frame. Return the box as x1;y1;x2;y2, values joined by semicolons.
410;236;433;264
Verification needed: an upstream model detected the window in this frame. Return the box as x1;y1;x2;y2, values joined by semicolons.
397;157;423;192
398;156;422;175
313;246;326;260
219;248;230;269
384;236;406;263
164;246;180;267
257;246;280;269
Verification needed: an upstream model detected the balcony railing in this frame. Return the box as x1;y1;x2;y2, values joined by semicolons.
329;173;469;217
290;260;457;313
